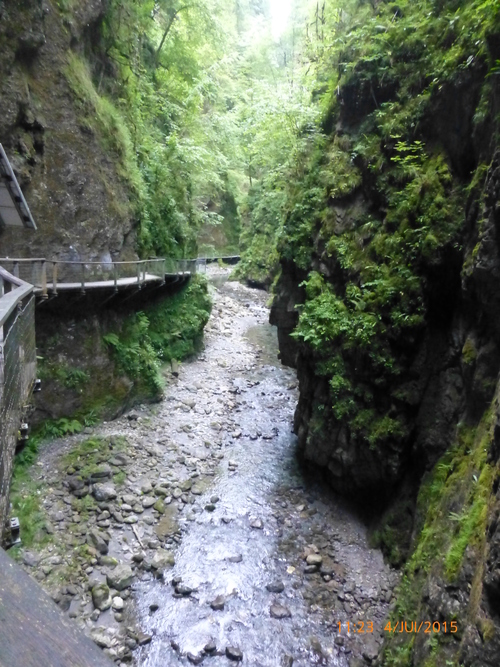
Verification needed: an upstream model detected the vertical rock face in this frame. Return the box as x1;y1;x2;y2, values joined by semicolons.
272;80;500;503
270;6;500;664
0;0;136;260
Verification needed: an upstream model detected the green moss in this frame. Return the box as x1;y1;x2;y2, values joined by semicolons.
9;479;51;551
64;52;144;203
444;461;493;579
462;337;478;365
61;436;124;475
381;407;497;665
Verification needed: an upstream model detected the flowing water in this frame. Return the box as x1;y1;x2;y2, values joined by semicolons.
21;267;396;667
133;269;396;667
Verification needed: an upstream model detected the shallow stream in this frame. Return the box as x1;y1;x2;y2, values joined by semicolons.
20;267;396;667
133;269;395;667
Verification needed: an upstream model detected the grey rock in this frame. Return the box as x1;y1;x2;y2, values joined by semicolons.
266;581;285;593
151;549;175;570
89;464;112;481
270;604;291;619
109;454;128;466
106;564;135;591
92;584;112;611
92;483;117;502
210;595;225;611
90;628;115;649
112;596;124;611
87;529;109;555
227;554;243;563
204;640;217;654
137;632;152;646
175;583;194;596
306;554;323;566
225;646;243;661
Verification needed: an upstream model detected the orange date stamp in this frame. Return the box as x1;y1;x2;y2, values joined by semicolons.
384;621;458;634
334;621;458;634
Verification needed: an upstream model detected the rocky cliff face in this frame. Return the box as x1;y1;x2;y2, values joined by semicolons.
270;2;500;664
0;0;136;261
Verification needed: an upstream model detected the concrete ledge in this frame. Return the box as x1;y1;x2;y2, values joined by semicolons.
0;548;114;667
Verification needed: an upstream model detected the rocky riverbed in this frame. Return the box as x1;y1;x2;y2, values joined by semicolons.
12;267;398;666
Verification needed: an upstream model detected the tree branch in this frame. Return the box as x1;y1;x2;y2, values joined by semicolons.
154;4;196;68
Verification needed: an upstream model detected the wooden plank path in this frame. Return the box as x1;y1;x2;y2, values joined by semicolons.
0;258;204;298
0;256;240;299
0;548;114;667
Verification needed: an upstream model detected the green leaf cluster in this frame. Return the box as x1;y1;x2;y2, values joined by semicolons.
103;276;211;396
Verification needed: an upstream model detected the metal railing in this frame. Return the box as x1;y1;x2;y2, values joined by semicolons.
0;267;36;532
0;257;203;297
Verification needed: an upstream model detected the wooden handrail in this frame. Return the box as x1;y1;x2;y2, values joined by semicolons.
0;268;34;329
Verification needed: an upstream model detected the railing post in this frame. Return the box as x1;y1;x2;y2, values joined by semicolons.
137;262;141;287
40;260;47;298
81;263;85;293
162;259;166;285
113;263;118;292
13;261;19;279
52;262;58;295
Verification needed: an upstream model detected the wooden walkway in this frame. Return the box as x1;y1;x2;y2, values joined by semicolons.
0;255;240;302
0;258;204;298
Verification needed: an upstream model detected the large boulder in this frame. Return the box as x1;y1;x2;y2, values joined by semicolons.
106;564;134;591
151;549;175;571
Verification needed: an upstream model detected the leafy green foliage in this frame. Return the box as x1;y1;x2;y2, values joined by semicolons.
146;276;212;362
103;312;163;396
270;0;500;456
104;277;211;395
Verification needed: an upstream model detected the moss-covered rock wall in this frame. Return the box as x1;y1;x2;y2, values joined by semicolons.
0;0;137;260
270;1;500;664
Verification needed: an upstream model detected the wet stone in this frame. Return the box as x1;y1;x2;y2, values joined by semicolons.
226;646;243;662
266;581;285;593
204;640;217;654
270;603;292;619
210;595;225;611
151;549;175;570
175;583;194;596
187;652;204;665
137;632;152;646
227;554;243;563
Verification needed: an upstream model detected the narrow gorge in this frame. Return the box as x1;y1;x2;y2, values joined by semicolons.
1;1;500;667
